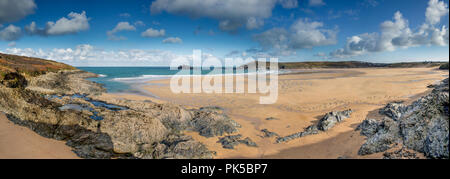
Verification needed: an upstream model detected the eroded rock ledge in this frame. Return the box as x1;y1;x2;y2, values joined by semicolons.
276;109;353;143
357;78;449;159
0;70;242;159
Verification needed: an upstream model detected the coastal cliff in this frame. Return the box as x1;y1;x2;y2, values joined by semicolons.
0;53;240;159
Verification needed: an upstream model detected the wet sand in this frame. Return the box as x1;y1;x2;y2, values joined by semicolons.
103;67;448;159
0;112;79;159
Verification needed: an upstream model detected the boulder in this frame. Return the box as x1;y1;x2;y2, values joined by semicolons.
317;109;352;131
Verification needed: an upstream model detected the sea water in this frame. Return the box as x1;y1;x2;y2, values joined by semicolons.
78;67;268;93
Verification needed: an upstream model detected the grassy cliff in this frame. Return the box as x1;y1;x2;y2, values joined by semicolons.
244;61;447;69
0;53;75;78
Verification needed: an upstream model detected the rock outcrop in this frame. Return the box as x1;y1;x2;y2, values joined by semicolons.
0;70;241;159
260;129;279;138
317;109;353;131
357;78;449;159
217;135;257;149
276;109;352;143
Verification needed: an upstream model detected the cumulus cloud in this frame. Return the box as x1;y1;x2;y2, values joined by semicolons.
253;19;337;56
150;0;297;32
330;0;449;58
0;44;220;66
426;0;449;25
107;22;136;40
0;0;36;24
25;11;90;36
141;28;165;37
162;37;182;44
0;25;22;41
309;0;326;7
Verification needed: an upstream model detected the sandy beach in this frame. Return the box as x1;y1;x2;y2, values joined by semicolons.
0;112;79;159
101;67;448;159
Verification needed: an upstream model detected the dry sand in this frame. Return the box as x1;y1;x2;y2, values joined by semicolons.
102;67;448;159
0;112;79;159
0;67;446;159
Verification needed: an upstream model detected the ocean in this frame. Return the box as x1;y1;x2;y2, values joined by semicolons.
78;67;270;93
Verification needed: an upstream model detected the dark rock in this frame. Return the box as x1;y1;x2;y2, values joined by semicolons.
383;147;420;159
261;129;279;138
276;110;352;143
217;135;257;149
317;109;352;131
266;117;279;121
358;78;449;159
379;103;407;121
358;117;401;155
0;70;241;159
1;72;27;88
190;107;241;138
356;118;379;137
439;63;449;70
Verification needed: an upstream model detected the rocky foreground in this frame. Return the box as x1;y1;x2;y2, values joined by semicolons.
357;78;449;159
0;70;241;159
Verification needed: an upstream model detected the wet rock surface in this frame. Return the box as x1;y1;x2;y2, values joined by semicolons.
357;78;449;159
217;135;257;149
276;109;352;143
0;71;241;159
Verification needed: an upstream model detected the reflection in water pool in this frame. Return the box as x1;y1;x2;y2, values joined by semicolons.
48;94;128;121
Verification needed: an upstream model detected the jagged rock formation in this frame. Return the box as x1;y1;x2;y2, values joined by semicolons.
260;129;279;138
383;147;420;159
276;109;352;143
217;135;257;149
0;70;242;159
358;78;449;159
317;110;353;131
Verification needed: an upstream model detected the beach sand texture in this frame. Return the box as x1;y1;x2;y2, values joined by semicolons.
0;112;79;159
101;67;448;159
0;67;447;159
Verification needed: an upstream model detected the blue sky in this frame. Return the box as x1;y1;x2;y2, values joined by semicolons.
0;0;448;66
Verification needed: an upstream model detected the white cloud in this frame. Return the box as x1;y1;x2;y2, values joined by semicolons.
330;0;449;58
0;25;22;41
25;11;90;36
141;28;165;37
107;22;136;41
0;44;221;66
0;0;36;24
150;0;297;32
426;0;449;25
253;19;337;56
309;0;326;7
162;37;183;44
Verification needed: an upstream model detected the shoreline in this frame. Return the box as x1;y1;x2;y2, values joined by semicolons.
1;66;448;159
104;67;448;159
